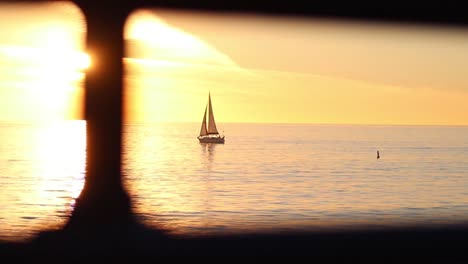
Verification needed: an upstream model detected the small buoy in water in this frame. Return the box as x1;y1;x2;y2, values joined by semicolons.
377;150;380;159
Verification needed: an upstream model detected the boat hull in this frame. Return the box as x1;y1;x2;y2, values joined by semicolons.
198;136;225;144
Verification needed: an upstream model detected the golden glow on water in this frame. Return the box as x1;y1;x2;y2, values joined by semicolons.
123;123;468;236
0;2;86;241
0;121;86;241
35;121;86;194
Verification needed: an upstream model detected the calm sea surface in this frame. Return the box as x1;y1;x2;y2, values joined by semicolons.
1;121;468;241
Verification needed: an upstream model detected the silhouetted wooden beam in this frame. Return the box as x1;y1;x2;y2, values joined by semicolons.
67;0;134;231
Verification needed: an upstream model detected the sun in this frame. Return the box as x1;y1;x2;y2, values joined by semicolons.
38;26;91;71
4;25;91;72
76;53;91;70
0;24;89;121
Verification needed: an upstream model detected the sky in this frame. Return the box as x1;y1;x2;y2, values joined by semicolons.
0;2;86;122
1;3;468;125
124;10;468;125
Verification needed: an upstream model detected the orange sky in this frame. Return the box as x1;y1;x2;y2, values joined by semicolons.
1;3;468;125
124;10;468;125
0;2;86;122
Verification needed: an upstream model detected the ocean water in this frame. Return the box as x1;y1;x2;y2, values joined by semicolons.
1;121;468;241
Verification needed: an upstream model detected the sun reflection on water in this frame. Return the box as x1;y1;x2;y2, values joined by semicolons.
0;120;86;241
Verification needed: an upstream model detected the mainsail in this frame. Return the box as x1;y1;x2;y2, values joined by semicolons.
207;93;219;135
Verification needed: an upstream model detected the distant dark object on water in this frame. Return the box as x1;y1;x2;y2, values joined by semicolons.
377;151;380;159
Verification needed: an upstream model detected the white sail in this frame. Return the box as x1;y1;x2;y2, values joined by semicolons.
207;93;219;135
199;106;208;136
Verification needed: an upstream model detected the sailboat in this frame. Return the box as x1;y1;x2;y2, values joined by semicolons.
198;92;225;144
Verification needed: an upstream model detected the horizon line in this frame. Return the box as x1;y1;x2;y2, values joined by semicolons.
121;120;468;127
1;119;468;127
